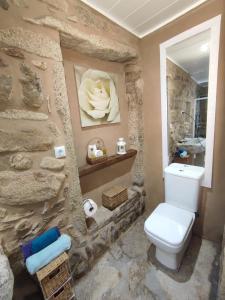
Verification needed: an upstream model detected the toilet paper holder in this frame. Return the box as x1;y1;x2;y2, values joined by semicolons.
83;198;98;218
84;199;94;211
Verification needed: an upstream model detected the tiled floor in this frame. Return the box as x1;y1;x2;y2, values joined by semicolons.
74;214;220;300
13;213;220;300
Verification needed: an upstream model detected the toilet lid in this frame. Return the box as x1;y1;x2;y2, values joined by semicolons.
144;203;195;247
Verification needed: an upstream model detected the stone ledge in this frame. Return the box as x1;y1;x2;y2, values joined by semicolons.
69;189;145;278
92;206;113;232
88;190;138;233
24;16;138;62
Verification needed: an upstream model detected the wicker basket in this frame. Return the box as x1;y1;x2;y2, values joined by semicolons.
102;186;128;210
86;137;107;165
49;279;74;300
37;252;71;299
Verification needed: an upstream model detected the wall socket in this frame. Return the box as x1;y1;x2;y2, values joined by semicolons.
54;146;66;158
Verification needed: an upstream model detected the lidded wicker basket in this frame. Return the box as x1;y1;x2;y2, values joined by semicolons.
102;185;128;210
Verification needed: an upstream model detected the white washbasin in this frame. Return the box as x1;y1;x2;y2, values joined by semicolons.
177;138;206;154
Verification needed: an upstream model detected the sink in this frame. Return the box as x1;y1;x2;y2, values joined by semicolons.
177;138;206;154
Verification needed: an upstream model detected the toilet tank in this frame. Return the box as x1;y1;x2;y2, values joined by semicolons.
164;163;204;213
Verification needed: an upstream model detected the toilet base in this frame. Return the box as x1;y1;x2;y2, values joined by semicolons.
155;232;192;270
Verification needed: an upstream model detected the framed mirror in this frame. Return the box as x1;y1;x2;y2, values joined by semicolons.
160;15;221;188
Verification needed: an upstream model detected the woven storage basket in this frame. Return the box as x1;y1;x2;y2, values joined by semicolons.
102;186;128;210
37;252;70;299
86;137;107;165
49;279;74;300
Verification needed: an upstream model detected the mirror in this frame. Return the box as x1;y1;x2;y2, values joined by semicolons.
160;16;221;188
167;30;210;167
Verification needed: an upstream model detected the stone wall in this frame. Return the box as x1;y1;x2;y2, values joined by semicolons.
125;63;144;185
0;0;144;277
167;59;203;159
0;37;85;273
70;189;145;278
0;246;14;300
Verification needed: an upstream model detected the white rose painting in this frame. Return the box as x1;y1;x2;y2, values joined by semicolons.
74;66;121;127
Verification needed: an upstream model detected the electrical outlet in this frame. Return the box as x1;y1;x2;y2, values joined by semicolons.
54;146;66;158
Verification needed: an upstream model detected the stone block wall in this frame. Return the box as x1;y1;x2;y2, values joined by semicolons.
0;39;85;273
125;63;144;185
0;0;144;277
167;59;199;159
167;59;207;161
69;189;145;278
0;245;14;300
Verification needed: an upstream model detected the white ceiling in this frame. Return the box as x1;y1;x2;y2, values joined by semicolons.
81;0;208;38
167;30;210;84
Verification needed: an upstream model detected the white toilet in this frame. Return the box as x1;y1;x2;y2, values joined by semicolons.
144;163;204;270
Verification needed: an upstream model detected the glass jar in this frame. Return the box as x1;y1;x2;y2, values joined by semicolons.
117;137;126;155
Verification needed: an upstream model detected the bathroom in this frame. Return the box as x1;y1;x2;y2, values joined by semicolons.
0;0;225;299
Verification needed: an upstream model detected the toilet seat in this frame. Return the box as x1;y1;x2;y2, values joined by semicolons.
144;203;195;249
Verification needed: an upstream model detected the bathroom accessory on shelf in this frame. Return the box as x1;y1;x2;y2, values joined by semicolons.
86;137;107;165
102;185;128;210
116;137;126;155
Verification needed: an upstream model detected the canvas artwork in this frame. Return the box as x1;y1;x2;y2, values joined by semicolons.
74;65;121;127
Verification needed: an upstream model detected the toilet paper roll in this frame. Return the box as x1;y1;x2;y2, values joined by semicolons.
83;199;97;217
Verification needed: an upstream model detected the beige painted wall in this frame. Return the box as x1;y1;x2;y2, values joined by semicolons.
63;49;133;205
63;48;129;166
141;0;225;242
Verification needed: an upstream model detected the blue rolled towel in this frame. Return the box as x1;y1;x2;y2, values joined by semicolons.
26;234;71;275
21;241;32;261
21;227;60;261
31;227;60;255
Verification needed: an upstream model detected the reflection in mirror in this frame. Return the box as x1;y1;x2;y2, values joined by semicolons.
166;30;210;167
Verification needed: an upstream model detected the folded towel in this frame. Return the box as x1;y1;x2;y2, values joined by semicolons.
21;227;61;261
21;241;32;261
26;234;71;275
31;227;61;255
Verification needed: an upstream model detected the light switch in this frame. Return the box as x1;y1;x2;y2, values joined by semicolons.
54;146;66;158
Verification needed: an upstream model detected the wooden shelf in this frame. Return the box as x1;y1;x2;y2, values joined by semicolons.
78;149;137;178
